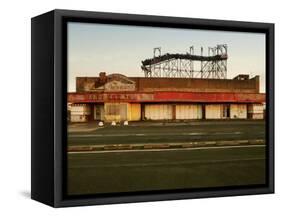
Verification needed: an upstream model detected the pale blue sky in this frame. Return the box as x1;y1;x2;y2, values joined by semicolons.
67;22;266;92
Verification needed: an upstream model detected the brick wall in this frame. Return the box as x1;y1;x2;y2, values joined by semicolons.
131;76;259;93
75;74;260;94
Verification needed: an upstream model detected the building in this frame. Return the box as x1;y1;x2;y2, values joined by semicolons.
67;72;265;122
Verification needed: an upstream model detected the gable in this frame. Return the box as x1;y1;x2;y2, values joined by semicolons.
104;80;136;91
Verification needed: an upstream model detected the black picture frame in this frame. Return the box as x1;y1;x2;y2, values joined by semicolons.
31;9;274;207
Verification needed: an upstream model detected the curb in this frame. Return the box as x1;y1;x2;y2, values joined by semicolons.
68;139;265;152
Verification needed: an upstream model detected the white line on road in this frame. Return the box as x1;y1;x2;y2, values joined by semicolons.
68;131;252;138
183;132;205;135
68;144;265;154
69;157;266;169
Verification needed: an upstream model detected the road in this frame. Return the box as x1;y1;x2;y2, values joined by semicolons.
67;120;266;195
67;145;266;195
68;120;266;146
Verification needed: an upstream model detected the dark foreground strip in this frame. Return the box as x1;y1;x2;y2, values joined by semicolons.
68;139;265;153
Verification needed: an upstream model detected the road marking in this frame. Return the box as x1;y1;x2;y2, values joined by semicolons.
68;144;265;154
68;157;266;169
68;131;258;138
213;131;242;135
184;132;205;135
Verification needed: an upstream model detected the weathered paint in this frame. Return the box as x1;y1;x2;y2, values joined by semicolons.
68;91;265;104
153;92;265;103
127;103;141;121
104;80;136;92
69;102;265;122
144;104;173;120
70;104;91;122
76;74;260;93
71;74;264;122
248;104;264;113
68;92;154;103
250;113;264;119
104;103;128;122
176;104;202;119
93;104;104;121
205;105;223;119
248;104;264;119
230;104;247;119
70;104;91;115
70;115;89;123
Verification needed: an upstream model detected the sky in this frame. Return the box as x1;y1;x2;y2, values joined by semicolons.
67;22;266;93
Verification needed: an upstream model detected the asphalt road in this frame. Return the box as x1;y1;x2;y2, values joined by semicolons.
68;120;266;146
67;145;266;195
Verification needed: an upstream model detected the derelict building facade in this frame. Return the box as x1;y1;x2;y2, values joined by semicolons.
67;72;265;122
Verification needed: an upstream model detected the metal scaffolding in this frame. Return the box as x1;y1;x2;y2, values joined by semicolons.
141;44;228;79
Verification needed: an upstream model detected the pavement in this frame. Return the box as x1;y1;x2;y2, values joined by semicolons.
68;120;266;147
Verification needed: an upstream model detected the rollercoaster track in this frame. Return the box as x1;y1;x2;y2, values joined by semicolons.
141;45;228;78
141;53;228;68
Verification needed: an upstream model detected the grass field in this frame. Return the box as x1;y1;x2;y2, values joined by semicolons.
67;145;266;195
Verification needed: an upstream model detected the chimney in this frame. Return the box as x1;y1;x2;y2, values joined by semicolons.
99;72;107;84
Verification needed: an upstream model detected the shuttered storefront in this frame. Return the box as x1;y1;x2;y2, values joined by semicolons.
104;103;128;122
176;104;202;119
248;104;264;119
70;104;91;122
93;104;105;121
144;104;173;120
230;104;247;119
127;103;141;121
205;104;223;119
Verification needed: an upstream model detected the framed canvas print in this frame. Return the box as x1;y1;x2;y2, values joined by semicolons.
31;9;274;207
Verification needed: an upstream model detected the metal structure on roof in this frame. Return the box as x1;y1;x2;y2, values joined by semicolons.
141;44;228;79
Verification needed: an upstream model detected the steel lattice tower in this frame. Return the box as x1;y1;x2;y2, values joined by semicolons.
141;44;228;79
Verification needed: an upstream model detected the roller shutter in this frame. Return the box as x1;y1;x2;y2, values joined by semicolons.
230;104;247;119
205;104;223;119
145;104;173;120
176;104;202;119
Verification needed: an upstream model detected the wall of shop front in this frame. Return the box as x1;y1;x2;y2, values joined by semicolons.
205;104;247;119
176;104;202;119
104;103;127;122
248;104;264;119
70;104;91;122
127;103;141;121
93;104;105;121
144;104;173;120
103;103;141;122
230;104;247;119
69;102;264;123
205;104;223;119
